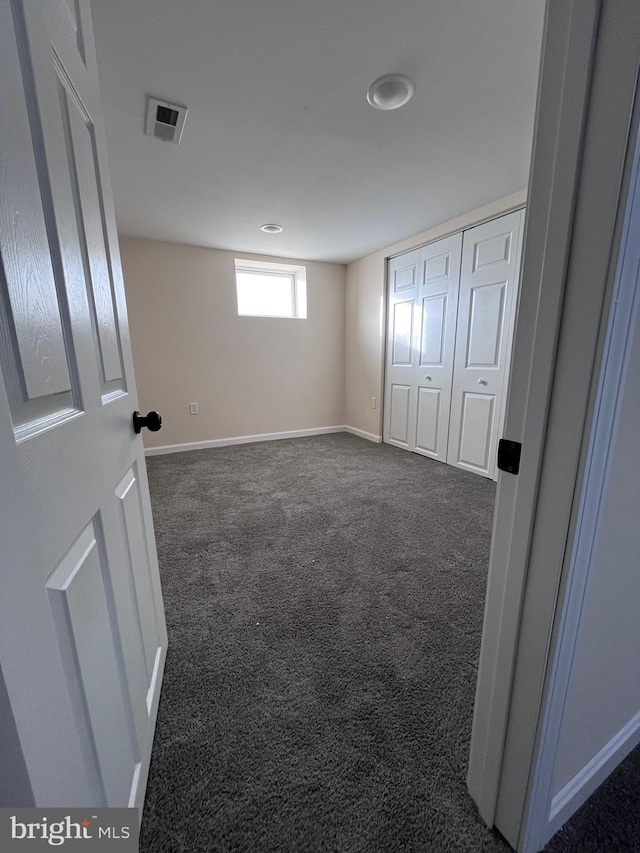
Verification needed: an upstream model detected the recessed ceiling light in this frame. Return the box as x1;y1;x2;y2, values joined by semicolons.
366;73;415;111
261;223;283;233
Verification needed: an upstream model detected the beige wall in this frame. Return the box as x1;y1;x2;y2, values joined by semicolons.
120;238;346;449
344;190;528;438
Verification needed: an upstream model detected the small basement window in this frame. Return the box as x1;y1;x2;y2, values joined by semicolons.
235;259;307;319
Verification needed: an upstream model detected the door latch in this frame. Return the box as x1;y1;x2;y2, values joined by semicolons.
497;439;522;475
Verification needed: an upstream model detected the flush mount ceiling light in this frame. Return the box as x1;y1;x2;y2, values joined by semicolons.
261;223;284;233
366;73;415;110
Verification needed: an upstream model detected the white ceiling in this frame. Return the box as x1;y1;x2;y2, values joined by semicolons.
91;0;545;264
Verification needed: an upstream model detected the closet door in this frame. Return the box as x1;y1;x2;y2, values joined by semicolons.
413;233;462;461
384;249;421;449
447;209;524;478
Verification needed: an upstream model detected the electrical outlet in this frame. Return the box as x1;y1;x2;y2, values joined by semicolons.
370;397;377;409
189;402;198;415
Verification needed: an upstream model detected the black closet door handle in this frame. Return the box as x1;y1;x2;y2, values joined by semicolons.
133;411;162;434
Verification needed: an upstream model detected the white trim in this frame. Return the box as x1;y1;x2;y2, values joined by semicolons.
387;204;526;262
234;257;307;319
520;84;640;853
467;0;603;827
548;710;640;830
234;258;305;276
143;426;346;456
477;1;640;848
343;426;382;443
383;191;527;262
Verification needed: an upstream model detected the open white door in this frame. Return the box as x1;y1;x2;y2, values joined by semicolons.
468;0;640;849
0;0;167;809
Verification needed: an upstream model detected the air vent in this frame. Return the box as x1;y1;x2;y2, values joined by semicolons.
144;97;188;145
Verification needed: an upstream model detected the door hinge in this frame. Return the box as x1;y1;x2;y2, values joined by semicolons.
497;439;522;475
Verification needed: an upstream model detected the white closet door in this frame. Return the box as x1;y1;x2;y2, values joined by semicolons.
384;249;421;449
413;233;463;461
447;209;524;479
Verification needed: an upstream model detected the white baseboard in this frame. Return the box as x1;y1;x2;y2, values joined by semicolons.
343;426;383;443
144;425;346;456
548;709;640;834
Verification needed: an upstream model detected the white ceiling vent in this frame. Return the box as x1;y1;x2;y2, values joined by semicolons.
144;97;188;144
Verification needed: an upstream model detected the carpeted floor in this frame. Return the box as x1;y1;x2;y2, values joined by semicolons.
140;434;640;852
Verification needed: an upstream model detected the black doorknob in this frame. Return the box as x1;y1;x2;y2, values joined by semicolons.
133;411;162;434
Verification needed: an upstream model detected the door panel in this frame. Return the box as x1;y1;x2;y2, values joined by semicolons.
384;249;420;450
425;251;451;283
383;234;462;461
389;384;412;445
115;467;162;683
455;392;496;473
391;300;414;366
419;294;447;366
412;232;462;461
393;260;418;292
0;17;77;429
472;230;513;271
466;281;506;367
415;387;441;455
59;79;125;389
0;0;166;810
448;210;524;478
47;522;136;808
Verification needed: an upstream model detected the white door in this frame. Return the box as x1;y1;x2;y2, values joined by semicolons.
383;248;421;449
0;0;167;810
447;210;524;479
383;235;462;458
413;233;462;461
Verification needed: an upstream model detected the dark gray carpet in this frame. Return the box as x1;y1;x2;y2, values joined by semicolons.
140;434;640;852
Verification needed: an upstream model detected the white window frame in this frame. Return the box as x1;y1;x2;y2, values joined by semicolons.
234;259;307;319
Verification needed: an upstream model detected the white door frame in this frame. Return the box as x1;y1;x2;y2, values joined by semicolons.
521;80;640;853
468;0;640;846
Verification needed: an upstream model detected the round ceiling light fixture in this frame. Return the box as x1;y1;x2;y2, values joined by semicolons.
366;73;415;111
260;223;284;234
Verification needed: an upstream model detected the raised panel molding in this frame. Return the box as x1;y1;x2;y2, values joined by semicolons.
0;21;72;405
420;294;447;366
466;282;506;368
58;77;124;389
0;7;83;439
472;231;512;272
394;263;417;292
46;521;136;807
457;392;495;472
425;252;450;283
54;0;87;65
389;384;411;445
59;0;78;30
392;301;413;366
115;467;161;685
416;388;441;455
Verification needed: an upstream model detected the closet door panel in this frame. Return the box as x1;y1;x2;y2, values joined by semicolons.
415;387;441;455
456;392;496;471
466;281;506;367
391;300;414;366
413;232;462;461
383;249;421;449
389;384;412;446
447;210;524;478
